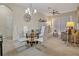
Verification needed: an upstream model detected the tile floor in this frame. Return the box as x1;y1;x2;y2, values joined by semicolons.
3;35;79;56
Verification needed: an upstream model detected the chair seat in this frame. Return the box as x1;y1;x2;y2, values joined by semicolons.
36;38;43;42
16;38;28;42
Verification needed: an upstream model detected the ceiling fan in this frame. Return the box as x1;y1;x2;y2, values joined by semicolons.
49;10;60;15
48;7;60;15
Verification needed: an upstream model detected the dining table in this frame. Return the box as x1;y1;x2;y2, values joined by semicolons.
26;32;39;47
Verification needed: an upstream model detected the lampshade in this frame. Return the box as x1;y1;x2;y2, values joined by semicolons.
66;21;75;27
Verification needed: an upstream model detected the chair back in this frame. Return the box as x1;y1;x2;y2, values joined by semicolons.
39;26;45;37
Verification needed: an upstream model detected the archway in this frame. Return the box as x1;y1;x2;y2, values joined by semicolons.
0;5;13;38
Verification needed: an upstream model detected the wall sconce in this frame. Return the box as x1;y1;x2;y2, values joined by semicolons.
46;21;51;26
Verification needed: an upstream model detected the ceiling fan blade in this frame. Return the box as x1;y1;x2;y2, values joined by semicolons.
49;11;53;14
53;9;55;11
54;11;60;14
49;9;60;15
54;11;58;13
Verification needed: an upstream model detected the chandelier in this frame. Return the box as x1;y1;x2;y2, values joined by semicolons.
25;4;37;15
24;4;37;22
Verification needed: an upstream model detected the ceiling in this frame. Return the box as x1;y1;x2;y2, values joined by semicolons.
1;3;79;16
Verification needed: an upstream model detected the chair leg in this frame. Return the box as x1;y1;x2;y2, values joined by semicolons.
76;40;79;47
30;42;33;47
36;41;38;44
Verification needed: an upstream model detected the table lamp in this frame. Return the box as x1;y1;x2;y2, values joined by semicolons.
66;21;75;27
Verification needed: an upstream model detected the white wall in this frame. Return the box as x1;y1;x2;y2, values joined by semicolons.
0;5;13;37
6;5;45;40
52;11;77;33
3;4;77;40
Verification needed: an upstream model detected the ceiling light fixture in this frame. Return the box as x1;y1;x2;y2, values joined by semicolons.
24;4;37;22
25;4;37;15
